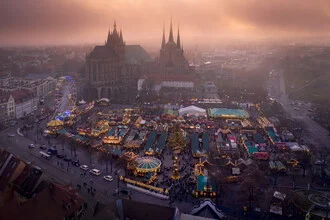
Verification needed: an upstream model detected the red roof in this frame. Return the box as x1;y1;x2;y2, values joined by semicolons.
0;182;84;220
11;89;34;103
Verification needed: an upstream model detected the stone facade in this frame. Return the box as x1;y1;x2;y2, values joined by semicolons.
159;19;189;75
84;21;151;101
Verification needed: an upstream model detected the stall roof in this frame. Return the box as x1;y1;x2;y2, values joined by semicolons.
179;105;206;116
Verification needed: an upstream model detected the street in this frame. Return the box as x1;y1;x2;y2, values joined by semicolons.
0;116;194;219
268;70;330;149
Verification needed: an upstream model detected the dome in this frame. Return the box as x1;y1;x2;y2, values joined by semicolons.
135;157;161;172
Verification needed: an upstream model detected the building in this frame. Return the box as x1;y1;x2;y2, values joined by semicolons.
0;149;27;207
93;199;222;220
0;92;15;122
0;89;38;122
20;74;57;98
0;73;57;99
203;81;217;93
84;21;152;101
159;19;189;75
12;162;43;198
12;89;38;119
0;181;85;220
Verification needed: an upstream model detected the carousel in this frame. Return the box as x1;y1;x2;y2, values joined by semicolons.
134;157;161;176
46;120;64;134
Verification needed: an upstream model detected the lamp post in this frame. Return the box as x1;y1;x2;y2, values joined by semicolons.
110;150;113;173
36;122;39;141
89;146;92;163
117;169;123;197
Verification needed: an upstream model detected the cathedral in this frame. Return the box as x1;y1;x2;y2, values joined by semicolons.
83;21;151;101
83;19;192;102
159;19;190;75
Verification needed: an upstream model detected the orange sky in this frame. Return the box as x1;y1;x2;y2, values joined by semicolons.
1;0;330;47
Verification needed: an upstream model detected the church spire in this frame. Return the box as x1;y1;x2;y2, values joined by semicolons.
120;29;123;44
161;22;166;48
114;20;117;30
107;29;111;45
176;25;181;48
168;17;174;43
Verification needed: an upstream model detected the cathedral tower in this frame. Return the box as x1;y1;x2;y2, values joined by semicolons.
159;18;189;75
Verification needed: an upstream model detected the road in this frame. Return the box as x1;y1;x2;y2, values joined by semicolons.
58;81;72;113
0;117;194;218
268;70;330;149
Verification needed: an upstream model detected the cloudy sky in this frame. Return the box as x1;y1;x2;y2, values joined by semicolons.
1;0;330;47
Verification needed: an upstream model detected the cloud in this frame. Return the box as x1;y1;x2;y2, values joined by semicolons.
0;0;329;46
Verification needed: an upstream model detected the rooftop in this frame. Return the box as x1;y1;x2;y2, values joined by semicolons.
11;89;35;103
0;181;84;220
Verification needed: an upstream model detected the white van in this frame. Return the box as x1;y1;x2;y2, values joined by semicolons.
89;169;101;176
40;151;51;160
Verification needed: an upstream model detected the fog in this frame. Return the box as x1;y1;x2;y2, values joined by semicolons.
1;0;330;47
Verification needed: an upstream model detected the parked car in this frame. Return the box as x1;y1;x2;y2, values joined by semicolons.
63;157;72;162
72;160;80;167
314;160;326;165
103;175;113;182
39;145;47;150
80;165;88;171
28;144;35;149
47;148;58;155
56;154;64;159
7;133;15;137
89;169;101;176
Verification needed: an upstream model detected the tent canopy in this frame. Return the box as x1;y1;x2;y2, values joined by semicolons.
179;105;206;116
99;98;110;102
47;120;64;127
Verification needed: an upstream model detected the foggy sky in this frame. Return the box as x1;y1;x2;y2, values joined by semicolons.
1;0;330;47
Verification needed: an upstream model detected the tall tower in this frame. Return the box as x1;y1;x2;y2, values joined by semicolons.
176;26;181;49
159;18;189;75
168;18;174;43
106;20;125;62
161;23;166;49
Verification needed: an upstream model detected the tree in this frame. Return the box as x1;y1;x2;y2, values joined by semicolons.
99;149;113;174
239;165;269;206
299;151;311;177
168;124;187;154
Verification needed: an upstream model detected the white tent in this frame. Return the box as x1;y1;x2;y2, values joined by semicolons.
179;105;206;116
79;99;86;105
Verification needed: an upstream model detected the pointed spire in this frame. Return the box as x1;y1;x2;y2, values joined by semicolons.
120;29;123;44
107;29;111;45
168;17;174;42
114;20;117;30
176;25;181;48
161;22;166;48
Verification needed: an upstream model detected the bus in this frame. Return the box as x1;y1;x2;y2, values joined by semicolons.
40;151;51;160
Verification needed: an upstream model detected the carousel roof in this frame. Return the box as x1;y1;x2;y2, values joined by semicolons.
136;157;161;172
99;98;110;102
47;120;64;127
